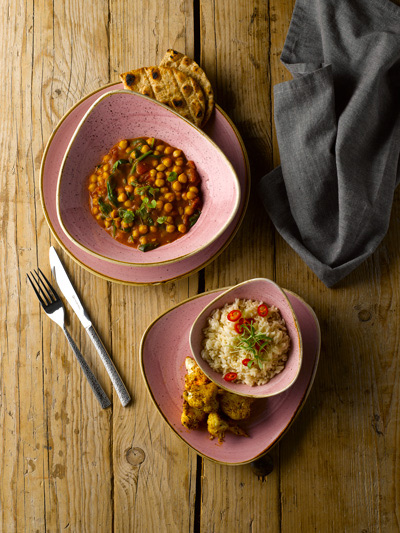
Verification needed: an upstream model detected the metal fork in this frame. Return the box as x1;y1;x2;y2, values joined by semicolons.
27;268;112;409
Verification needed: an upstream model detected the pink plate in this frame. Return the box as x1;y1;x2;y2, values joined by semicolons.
140;288;320;465
190;278;303;398
57;90;241;266
40;82;250;285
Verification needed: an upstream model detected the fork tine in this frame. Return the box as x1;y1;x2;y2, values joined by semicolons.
37;267;59;301
27;272;46;307
33;270;53;306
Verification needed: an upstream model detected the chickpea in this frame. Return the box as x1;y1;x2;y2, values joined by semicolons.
152;159;158;167
164;146;174;155
156;171;165;179
114;219;121;228
116;186;125;195
182;192;187;200
162;157;173;167
164;192;175;202
138;225;148;235
166;216;174;224
166;224;176;233
189;186;199;193
88;183;96;192
128;176;136;185
139;236;147;245
118;140;128;149
172;165;183;174
164;203;173;213
178;224;187;233
92;207;99;215
156;163;166;172
132;229;139;239
110;209;118;218
121;221;130;229
92;198;99;205
149;169;157;178
160;187;169;194
134;187;141;195
178;207;184;215
117;193;127;202
172;149;182;158
155;144;165;152
146;138;154;145
124;200;133;207
175;157;185;166
184;206;194;215
156;200;164;210
102;154;111;162
141;144;150;153
102;172;110;180
153;150;160;156
105;220;111;228
155;178;165;187
96;213;103;220
187;191;197;200
90;174;97;183
172;181;182;192
178;173;187;183
125;185;134;194
150;226;157;233
102;164;109;172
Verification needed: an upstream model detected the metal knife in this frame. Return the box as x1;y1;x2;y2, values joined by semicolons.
49;246;131;407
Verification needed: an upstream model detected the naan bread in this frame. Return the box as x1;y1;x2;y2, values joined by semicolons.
119;66;206;127
159;49;215;126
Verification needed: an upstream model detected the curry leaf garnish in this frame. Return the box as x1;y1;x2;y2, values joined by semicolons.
167;171;178;182
98;198;112;216
112;159;129;173
189;211;201;227
107;179;118;206
138;242;160;252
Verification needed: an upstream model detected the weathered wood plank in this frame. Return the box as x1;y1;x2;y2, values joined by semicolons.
200;1;280;532
108;3;199;532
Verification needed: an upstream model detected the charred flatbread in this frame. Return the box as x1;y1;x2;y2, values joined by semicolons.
160;49;214;126
119;66;206;127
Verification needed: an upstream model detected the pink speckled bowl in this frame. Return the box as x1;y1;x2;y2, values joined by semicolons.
190;278;303;398
56;90;241;266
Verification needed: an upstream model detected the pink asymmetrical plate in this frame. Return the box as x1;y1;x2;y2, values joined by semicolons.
140;288;320;465
40;82;250;285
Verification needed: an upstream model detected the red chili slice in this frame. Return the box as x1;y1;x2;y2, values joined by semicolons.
242;358;251;367
234;318;247;334
224;372;238;382
246;317;256;325
257;304;269;317
227;309;242;322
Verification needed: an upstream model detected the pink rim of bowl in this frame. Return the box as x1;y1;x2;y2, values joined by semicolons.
56;90;241;267
140;287;320;465
40;82;250;285
189;278;303;398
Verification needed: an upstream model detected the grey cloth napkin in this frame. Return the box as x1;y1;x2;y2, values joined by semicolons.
259;0;400;287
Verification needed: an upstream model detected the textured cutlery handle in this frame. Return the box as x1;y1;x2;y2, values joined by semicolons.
63;326;112;409
87;325;131;407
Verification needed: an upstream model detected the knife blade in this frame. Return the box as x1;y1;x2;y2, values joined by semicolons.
49;246;131;407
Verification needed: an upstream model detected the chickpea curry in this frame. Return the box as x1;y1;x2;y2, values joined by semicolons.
88;137;202;251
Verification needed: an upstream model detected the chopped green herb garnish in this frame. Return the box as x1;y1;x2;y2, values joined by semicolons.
189;211;201;227
107;179;118;206
156;216;167;224
98;198;112;216
138;242;160;252
234;323;272;370
111;220;117;237
118;209;135;224
112;159;130;173
149;199;157;209
148;187;159;198
167;171;178;182
129;150;154;176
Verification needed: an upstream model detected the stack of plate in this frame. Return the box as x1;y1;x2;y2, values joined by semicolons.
40;82;250;285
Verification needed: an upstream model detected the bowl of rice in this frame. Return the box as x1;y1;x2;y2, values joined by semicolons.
189;278;303;397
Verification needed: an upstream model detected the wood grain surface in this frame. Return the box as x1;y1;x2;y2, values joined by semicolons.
1;0;399;532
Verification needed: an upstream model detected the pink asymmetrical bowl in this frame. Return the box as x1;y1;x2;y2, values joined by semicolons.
56;90;241;267
189;278;303;398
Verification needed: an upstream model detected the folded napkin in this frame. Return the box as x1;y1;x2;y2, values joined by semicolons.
259;0;400;287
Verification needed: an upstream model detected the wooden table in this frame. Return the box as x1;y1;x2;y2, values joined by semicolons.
2;1;399;531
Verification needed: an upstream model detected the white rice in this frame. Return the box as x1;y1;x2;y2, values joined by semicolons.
201;298;290;386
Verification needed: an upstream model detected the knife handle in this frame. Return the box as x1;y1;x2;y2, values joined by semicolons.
86;325;131;407
63;326;112;409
